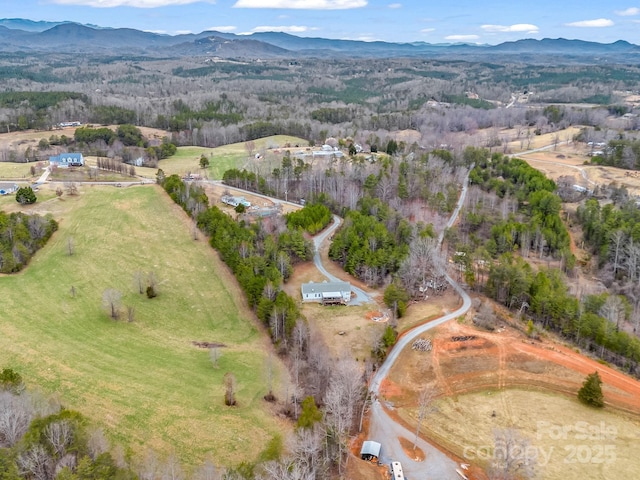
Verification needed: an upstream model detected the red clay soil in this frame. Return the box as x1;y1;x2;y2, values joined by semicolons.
371;312;640;480
421;321;640;413
399;437;426;462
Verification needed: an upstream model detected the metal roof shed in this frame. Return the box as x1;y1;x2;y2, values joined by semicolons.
360;440;381;461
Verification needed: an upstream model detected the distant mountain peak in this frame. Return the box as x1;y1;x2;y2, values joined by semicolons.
0;18;638;62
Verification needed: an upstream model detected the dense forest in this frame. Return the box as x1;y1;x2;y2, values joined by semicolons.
448;152;640;375
0;211;58;273
1;55;639;165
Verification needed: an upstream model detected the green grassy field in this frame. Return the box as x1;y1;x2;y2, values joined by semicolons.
134;135;308;180
0;185;288;468
0;161;33;179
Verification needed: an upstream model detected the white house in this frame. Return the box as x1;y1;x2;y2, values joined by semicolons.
221;195;251;208
49;153;84;167
301;280;351;305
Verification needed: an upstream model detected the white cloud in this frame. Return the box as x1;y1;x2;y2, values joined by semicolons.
206;25;237;32
251;25;317;33
233;0;366;9
355;34;379;41
420;28;435;33
481;23;539;33
51;0;212;7
615;7;640;16
565;18;614;27
388;3;401;8
174;30;192;34
445;34;479;41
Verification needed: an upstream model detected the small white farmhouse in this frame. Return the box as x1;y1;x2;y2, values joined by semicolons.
301;280;351;305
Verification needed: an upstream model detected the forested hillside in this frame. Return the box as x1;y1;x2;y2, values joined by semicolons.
0;211;57;272
1;54;639;165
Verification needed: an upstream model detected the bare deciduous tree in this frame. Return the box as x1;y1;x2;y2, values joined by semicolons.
87;427;109;461
600;294;627;331
134;271;145;294
489;428;537;480
194;459;221;480
64;182;78;196
102;289;122;320
413;387;437;449
398;236;447;298
323;357;364;473
209;347;220;369
224;372;237;406
0;391;33;447
160;453;184;480
17;444;52;480
135;449;159;480
45;420;73;458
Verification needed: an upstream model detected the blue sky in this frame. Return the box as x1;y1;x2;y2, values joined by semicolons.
3;0;640;44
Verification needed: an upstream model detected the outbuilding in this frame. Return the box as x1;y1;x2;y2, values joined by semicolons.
0;183;18;195
360;440;381;462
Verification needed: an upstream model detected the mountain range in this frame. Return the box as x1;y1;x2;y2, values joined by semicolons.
1;18;639;63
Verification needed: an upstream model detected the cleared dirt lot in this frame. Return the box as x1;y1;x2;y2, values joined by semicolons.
381;315;640;479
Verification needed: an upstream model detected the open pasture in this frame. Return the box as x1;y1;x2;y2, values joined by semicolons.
0;185;287;468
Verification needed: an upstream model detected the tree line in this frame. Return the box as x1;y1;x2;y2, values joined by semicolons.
159;174;369;476
465;151;572;262
0;211;57;273
485;255;640;375
161;173;311;349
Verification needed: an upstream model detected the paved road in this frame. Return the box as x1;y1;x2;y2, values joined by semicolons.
366;171;472;479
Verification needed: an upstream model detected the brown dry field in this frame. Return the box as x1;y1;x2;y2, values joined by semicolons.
281;222;463;361
0;125;168;151
377;309;640;479
202;182;301;215
522;149;640;197
504;128;640;196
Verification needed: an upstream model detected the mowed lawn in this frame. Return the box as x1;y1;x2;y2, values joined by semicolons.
0;185;287;467
0;161;33;180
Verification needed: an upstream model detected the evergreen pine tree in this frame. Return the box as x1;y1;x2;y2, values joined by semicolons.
578;371;604;408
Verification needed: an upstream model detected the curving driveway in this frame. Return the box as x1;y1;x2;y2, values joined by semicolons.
312;215;374;305
365;171;472;479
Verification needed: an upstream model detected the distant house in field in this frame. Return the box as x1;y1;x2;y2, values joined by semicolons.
301;280;351;305
49;153;84;167
57;121;82;128
221;195;251;208
0;183;19;195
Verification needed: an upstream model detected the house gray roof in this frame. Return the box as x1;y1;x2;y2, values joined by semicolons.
301;281;351;295
360;440;381;457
